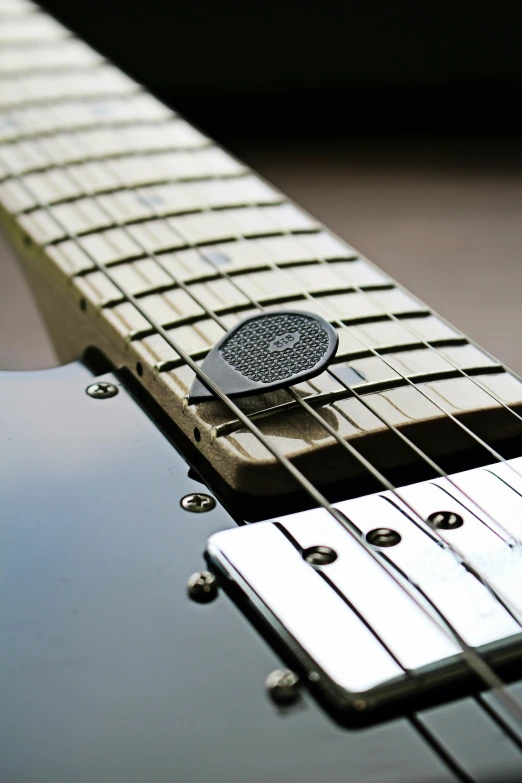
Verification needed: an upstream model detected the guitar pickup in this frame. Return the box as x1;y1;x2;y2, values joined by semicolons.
206;458;522;722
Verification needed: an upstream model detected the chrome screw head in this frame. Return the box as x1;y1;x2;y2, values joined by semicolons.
366;528;402;547
428;511;464;530
86;381;119;399
180;493;216;513
186;571;218;603
266;668;301;705
303;545;337;566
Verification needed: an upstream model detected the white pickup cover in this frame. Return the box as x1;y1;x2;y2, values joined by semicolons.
207;458;522;716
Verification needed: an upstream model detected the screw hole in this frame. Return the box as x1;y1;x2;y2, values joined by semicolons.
23;235;32;247
79;298;87;312
194;427;201;442
136;362;143;377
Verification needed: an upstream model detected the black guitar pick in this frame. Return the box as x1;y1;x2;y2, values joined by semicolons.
188;310;339;404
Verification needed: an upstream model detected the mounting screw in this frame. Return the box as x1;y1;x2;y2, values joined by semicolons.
181;493;216;513
428;511;464;530
366;528;402;547
266;668;301;705
186;571;218;603
303;545;337;566
86;381;119;399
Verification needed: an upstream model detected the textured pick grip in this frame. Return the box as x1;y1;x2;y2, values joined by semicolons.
188;310;339;403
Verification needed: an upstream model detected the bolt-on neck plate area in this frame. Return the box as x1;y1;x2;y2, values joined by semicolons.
206;457;522;722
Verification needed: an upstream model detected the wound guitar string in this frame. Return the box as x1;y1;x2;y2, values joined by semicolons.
3;13;522;735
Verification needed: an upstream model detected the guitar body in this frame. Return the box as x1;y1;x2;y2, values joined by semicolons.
0;363;440;783
1;362;520;783
2;3;522;781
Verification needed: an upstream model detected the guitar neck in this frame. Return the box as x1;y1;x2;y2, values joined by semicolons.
2;0;522;497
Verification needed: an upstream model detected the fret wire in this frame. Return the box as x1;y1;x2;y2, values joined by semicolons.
0;113;178;143
22;205;291;236
0;141;213;180
2;173;251;207
6;79;522;726
214;365;498;438
0;84;141;111
18;199;298;233
0;89;143;109
377;335;468;353
0;145;248;185
0;63;106;78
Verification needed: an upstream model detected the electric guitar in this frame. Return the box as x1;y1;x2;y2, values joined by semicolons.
2;2;522;781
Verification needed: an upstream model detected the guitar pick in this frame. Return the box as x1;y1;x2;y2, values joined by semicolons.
189;310;339;403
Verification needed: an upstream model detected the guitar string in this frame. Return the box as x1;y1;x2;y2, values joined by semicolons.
2;19;519;775
7;130;522;730
3;76;520;637
0;46;512;780
6;97;522;502
408;714;476;783
6;86;522;468
80;105;522;762
179;245;522;630
1;16;512;771
475;691;522;752
7;108;522;570
18;100;522;589
188;205;522;552
276;202;522;431
0;59;517;442
204;186;522;505
4;75;520;644
6;178;522;723
10;103;522;574
161;69;522;428
3;107;521;499
1;39;520;732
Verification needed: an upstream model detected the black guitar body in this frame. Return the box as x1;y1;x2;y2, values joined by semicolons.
2;361;521;783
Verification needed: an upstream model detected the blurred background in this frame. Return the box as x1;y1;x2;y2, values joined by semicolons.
2;0;522;372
